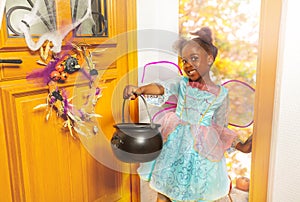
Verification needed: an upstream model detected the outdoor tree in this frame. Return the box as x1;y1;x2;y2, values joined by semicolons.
179;0;259;85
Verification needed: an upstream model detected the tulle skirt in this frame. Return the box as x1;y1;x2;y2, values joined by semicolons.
137;121;231;201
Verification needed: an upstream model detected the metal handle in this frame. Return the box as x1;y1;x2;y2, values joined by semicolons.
122;95;155;128
0;59;23;64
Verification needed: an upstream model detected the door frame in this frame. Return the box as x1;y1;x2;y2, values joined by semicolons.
250;0;282;201
125;0;284;201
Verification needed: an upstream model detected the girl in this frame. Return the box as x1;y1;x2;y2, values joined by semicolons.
124;27;251;202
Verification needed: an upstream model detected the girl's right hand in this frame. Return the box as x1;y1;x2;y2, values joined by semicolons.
123;85;140;100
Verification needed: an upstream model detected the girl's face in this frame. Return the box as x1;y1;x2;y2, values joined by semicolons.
181;41;214;82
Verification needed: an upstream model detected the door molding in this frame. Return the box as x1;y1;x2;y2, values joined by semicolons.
250;0;282;201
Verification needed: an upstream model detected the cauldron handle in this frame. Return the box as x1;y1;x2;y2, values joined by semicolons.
122;95;155;128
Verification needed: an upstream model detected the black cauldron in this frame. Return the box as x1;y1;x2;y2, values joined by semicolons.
111;97;163;163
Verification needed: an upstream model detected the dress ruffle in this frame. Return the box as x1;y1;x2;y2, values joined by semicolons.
157;111;237;161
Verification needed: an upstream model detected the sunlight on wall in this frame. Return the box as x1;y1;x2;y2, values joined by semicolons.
137;0;179;201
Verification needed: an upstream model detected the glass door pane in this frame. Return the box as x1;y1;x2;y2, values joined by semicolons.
6;0;57;37
71;0;108;37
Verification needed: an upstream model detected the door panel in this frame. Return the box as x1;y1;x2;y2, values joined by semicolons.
1;78;134;202
0;51;39;80
0;90;12;202
0;0;139;201
1;83;85;201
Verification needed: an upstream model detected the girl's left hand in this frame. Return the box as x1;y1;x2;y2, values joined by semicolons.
235;135;252;153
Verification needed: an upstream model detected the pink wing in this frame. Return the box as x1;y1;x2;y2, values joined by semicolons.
141;61;255;127
140;60;183;122
222;79;255;128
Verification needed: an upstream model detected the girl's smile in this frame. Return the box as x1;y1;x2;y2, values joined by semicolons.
186;69;197;76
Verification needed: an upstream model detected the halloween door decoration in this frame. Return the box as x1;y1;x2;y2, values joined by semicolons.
28;42;104;138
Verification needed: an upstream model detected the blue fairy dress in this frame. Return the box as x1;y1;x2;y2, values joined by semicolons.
138;76;237;202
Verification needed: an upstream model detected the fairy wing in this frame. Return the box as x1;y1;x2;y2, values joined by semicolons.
222;80;255;128
139;60;183;122
140;60;255;128
140;60;183;83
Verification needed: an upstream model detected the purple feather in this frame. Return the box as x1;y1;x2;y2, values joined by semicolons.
95;87;101;96
26;58;60;86
49;96;57;105
26;43;75;86
80;68;92;82
62;89;70;115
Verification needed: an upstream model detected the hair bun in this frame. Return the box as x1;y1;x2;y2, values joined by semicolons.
190;27;213;43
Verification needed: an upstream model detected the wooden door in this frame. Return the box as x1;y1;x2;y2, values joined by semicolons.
0;0;139;202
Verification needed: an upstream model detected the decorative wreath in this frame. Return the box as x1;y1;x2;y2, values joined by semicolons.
28;41;103;138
